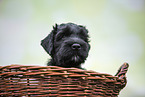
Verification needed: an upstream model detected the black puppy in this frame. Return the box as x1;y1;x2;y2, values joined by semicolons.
41;23;90;69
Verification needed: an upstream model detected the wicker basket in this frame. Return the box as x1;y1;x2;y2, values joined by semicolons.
0;63;129;97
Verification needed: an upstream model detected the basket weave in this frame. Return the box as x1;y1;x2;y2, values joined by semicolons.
0;63;129;97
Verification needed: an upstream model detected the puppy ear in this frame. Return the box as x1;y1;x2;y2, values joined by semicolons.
41;24;58;56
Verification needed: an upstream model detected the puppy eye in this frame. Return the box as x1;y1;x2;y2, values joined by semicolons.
56;32;70;41
78;31;89;42
63;32;70;37
56;34;63;41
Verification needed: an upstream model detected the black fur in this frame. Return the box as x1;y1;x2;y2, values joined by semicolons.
41;23;90;69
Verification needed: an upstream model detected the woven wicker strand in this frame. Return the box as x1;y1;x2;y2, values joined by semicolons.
0;63;129;97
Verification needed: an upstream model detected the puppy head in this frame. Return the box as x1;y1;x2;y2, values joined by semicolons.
41;23;90;67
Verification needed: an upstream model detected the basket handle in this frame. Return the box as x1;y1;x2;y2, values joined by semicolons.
115;62;129;79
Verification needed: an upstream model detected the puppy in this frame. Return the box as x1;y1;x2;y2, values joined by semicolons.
41;23;90;69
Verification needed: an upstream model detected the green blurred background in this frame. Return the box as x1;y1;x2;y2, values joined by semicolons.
0;0;145;96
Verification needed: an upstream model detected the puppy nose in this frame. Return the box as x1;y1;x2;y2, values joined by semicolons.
71;43;81;50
